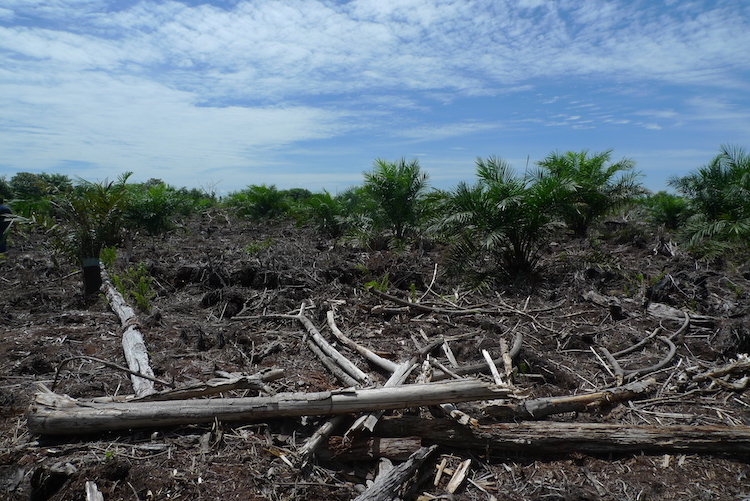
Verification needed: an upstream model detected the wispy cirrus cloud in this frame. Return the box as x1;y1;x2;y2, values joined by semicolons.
0;0;748;191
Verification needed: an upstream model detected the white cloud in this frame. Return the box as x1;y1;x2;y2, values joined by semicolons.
634;110;679;119
3;0;747;100
397;121;502;141
0;0;748;189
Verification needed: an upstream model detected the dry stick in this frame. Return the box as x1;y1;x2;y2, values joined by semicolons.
494;294;559;334
371;287;565;317
432;331;523;381
482;350;505;386
693;356;750;382
353;444;438;501
52;355;173;392
611;327;661;358
599;310;688;384
85;481;104;501
297;414;347;463
445;458;472;494
483;378;657;419
600;336;677;383
131;369;284;402
326;310;398;373
611;311;689;359
306;336;360;388
369;288;480;315
236;312;373;386
417;263;439;303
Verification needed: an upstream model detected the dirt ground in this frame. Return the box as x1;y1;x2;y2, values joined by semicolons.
2;211;750;500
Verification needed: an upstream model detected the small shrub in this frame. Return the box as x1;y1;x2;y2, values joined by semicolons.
112;262;155;313
646;191;691;230
225;184;291;220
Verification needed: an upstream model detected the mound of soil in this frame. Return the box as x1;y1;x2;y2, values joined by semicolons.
1;212;749;500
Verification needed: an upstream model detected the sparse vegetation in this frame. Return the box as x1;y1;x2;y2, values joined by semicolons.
3;148;750;501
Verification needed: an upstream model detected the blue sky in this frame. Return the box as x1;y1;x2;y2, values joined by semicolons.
1;0;749;195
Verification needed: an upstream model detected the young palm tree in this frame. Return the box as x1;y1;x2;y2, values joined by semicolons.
668;144;750;251
225;184;290;221
437;156;568;284
537;149;644;237
52;173;132;296
362;158;430;241
300;190;348;238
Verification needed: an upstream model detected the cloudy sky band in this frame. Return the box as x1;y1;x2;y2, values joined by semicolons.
0;0;748;192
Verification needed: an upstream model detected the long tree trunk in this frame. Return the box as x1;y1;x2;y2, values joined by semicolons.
375;416;750;455
27;380;512;436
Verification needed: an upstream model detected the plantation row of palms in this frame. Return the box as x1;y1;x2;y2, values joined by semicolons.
1;145;748;292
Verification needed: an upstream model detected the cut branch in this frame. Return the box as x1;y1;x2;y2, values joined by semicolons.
327;310;398;373
600;336;677;382
483;378;657;419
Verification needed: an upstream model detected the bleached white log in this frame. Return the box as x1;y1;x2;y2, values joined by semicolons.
27;379;512;436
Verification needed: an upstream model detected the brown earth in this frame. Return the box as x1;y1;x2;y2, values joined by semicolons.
1;212;750;500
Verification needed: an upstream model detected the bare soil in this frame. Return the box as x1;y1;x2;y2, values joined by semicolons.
2;212;750;500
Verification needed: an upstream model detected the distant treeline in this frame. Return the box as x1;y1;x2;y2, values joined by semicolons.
1;145;748;287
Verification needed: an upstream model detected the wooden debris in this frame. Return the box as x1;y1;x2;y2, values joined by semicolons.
327;310;398;373
445;458;472;494
346;360;418;437
27;379;513;435
376;416;750;454
327;435;422;461
135;369;284;401
431;331;523;381
483;378;656;419
647;302;713;328
101;268;156;398
85;481;104;501
245;311;374;387
692;354;750;382
353;445;438;501
600;337;677;383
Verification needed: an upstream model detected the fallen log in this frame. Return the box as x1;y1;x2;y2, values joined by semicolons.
100;267;156;398
375;416;750;454
483;378;656;419
27;379;514;436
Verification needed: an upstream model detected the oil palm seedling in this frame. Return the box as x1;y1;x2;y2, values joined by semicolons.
537;149;644;237
300;190;348;238
51;173;132;296
668;144;750;256
225;184;291;220
362;158;430;242
436;156;569;285
645;191;692;230
124;181;185;236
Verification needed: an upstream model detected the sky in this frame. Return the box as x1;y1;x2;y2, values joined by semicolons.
1;0;749;195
